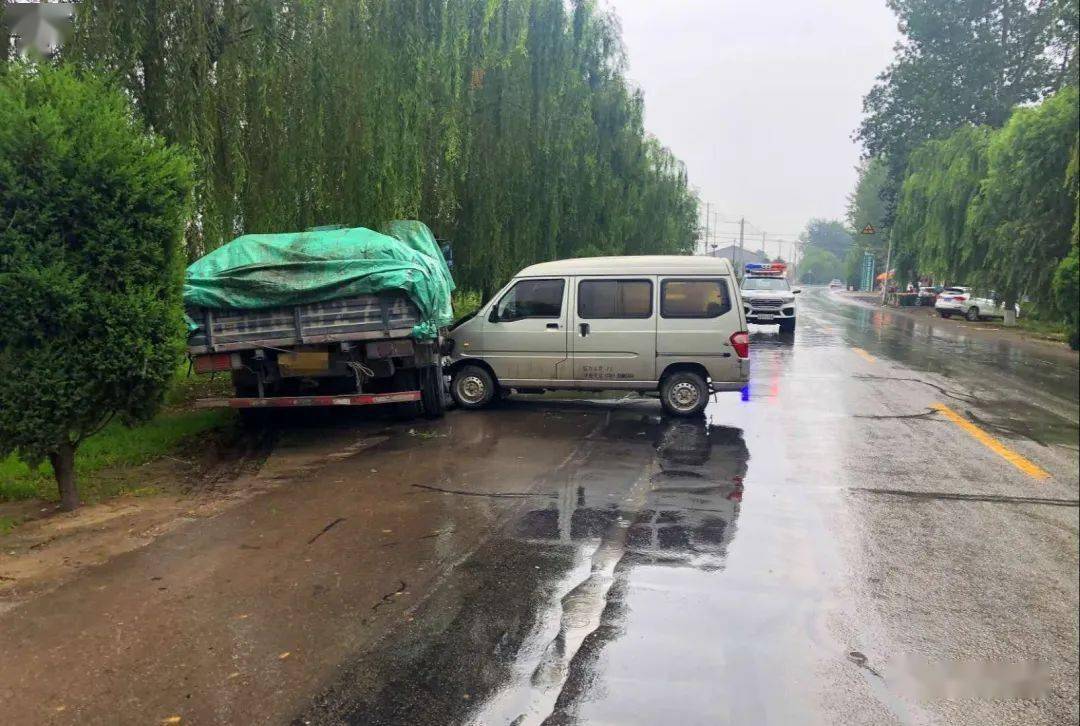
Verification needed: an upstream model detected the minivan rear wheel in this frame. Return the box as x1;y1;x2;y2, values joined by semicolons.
966;306;980;322
660;371;709;417
451;364;495;410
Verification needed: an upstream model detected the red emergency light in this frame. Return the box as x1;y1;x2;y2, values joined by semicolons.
744;262;787;277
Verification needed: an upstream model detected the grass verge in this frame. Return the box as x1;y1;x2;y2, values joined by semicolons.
1017;316;1069;342
0;371;233;505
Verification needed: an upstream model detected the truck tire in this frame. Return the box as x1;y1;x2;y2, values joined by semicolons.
660;371;709;418
419;364;446;419
231;370;258;397
451;364;496;410
779;318;796;334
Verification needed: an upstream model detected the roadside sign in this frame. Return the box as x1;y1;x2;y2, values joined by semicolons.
861;225;876;235
860;252;875;291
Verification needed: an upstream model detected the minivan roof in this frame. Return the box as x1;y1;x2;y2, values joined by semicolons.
515;255;734;278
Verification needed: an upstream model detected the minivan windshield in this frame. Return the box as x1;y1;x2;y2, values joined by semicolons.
741;277;790;291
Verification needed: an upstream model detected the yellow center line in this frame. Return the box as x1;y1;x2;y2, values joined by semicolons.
931;403;1051;481
852;347;877;363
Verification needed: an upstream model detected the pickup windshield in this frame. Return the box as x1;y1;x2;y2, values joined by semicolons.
742;277;790;291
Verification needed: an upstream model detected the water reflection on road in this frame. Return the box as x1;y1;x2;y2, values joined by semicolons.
468;414;748;725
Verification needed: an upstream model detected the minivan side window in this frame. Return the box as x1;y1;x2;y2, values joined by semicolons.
578;279;653;319
661;279;731;318
492;278;565;321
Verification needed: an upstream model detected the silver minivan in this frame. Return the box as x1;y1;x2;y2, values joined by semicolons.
446;256;749;416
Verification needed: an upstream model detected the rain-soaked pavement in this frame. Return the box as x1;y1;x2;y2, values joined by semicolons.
1;289;1077;725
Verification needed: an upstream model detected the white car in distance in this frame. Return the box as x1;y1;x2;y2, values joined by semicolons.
934;287;1019;321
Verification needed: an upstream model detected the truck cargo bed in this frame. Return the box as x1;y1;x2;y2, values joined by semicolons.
187;293;422;354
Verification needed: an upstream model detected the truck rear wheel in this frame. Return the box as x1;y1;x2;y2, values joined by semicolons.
231;370;259;397
419;364;446;419
451;365;495;410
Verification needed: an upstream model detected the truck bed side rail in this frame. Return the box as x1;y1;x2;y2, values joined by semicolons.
187;293;421;354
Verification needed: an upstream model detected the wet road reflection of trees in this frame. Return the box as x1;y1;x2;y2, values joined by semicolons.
296;406;750;726
514;416;747;571
472;411;750;725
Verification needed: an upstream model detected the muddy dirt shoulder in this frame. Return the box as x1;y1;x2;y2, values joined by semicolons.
0;425;276;610
833;291;1079;365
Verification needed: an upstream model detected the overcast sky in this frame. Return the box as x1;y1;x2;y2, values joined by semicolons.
607;0;899;256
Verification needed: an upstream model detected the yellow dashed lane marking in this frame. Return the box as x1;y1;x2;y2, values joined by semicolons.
852;347;877;363
932;403;1051;481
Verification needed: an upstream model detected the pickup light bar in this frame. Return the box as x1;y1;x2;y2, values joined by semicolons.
744;262;787;277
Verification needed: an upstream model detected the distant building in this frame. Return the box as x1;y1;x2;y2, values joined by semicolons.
706;245;769;267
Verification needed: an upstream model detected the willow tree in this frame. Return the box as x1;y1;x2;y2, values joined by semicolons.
968;86;1079;307
1053;134;1078;348
60;0;699;297
892;125;991;283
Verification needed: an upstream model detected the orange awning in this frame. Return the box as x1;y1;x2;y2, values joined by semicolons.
875;270;895;281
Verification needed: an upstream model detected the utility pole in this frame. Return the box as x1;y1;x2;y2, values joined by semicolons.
736;217;744;267
880;234;893;306
702;202;710;255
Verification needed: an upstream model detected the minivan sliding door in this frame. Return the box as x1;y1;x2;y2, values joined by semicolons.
570;277;657;386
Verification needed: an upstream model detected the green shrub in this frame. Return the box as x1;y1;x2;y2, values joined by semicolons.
0;64;194;509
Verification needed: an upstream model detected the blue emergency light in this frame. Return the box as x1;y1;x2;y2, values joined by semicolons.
745;262;786;276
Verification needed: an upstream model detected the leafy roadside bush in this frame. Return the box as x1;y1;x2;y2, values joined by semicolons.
0;64;193;509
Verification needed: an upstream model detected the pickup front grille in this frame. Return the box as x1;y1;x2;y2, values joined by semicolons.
750;298;784;309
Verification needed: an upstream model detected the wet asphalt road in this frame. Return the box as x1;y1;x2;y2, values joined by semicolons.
1;288;1077;725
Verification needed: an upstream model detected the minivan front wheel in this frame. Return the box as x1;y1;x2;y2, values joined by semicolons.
660;371;709;417
451;364;495;410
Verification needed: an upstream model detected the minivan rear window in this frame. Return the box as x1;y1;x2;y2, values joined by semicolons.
661;279;731;318
577;279;652;319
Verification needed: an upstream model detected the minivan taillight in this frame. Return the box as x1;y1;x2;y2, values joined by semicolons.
953;295;967;301
730;331;750;359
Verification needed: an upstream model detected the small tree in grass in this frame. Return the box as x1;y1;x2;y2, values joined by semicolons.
0;64;193;510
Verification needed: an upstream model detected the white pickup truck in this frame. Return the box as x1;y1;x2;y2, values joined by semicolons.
741;263;799;333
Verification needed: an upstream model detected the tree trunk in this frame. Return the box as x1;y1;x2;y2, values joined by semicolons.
1003;308;1017;327
48;442;80;511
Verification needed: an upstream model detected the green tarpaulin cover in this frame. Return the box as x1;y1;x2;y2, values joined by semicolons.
183;220;454;339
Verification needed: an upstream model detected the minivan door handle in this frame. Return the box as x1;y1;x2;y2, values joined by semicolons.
546;322;560;330
579;323;590;336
